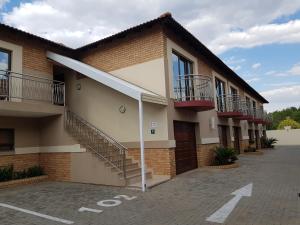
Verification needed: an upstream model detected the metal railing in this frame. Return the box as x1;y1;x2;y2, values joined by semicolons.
263;111;272;124
216;94;242;113
174;75;213;102
253;107;264;119
240;100;254;117
65;110;127;178
0;70;65;105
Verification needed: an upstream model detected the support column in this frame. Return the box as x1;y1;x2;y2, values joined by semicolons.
138;97;146;192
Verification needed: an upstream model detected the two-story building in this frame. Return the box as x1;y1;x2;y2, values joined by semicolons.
0;13;269;189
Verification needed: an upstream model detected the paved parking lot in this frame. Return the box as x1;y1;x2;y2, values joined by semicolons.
0;146;299;225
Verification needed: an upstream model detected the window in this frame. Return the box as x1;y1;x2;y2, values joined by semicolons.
0;49;11;100
0;129;14;152
215;78;226;96
230;86;238;95
246;96;251;108
172;51;193;100
230;87;239;111
215;78;226;111
0;48;11;71
252;100;257;116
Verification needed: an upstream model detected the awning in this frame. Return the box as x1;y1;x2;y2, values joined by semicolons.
47;51;167;105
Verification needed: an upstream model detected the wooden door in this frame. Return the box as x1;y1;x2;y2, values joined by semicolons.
233;126;241;154
218;125;228;147
174;121;198;175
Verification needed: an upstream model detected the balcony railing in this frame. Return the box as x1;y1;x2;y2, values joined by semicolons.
0;70;65;105
174;75;213;102
217;94;243;114
254;107;264;120
263;111;272;124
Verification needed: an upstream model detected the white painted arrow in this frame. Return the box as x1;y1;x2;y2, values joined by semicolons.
206;183;253;224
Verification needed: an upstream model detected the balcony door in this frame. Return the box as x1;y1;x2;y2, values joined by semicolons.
252;101;257;117
0;48;11;100
215;78;226;111
230;86;239;112
246;96;251;115
172;52;193;101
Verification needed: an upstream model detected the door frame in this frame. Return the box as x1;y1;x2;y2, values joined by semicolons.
173;120;198;175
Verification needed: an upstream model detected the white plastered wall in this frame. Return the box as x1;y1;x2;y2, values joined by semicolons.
110;58;166;97
66;72;168;143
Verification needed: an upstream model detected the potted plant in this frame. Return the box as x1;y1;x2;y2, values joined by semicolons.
214;147;238;165
262;137;278;149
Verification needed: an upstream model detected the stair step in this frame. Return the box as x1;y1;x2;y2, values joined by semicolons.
117;167;141;177
125;171;152;185
111;162;139;172
104;158;132;167
126;162;139;170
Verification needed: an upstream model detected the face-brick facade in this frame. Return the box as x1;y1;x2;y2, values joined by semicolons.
0;14;268;186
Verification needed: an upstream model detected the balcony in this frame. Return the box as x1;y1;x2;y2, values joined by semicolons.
174;75;214;111
0;70;65;117
262;111;272;125
247;107;264;124
217;94;243;118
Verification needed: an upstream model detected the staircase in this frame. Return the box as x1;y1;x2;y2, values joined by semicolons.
65;110;152;186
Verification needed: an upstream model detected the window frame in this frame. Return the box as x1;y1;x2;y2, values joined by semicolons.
172;50;194;100
0;128;15;152
0;48;12;71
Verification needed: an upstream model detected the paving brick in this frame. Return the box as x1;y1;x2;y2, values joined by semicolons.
0;146;299;225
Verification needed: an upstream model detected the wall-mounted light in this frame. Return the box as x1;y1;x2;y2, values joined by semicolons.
76;83;81;90
119;105;126;113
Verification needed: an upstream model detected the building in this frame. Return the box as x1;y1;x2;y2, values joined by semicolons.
0;13;269;189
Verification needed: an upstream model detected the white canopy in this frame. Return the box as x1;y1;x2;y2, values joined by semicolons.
47;51;167;105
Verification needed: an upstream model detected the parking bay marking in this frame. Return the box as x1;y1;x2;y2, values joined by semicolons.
206;183;253;224
0;203;74;224
79;194;137;213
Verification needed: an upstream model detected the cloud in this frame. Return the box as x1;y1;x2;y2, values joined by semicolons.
266;70;276;75
0;0;8;9
252;63;261;69
267;62;300;77
246;77;261;83
288;62;300;75
260;85;300;112
224;56;246;65
230;65;241;71
2;0;300;51
267;82;300;87
211;20;300;53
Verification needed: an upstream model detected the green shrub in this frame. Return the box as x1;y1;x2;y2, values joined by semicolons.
214;147;238;165
262;137;278;148
277;117;300;129
0;165;14;182
13;170;27;180
0;165;45;182
26;166;44;177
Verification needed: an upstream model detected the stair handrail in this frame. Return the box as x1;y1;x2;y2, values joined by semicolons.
65;109;127;178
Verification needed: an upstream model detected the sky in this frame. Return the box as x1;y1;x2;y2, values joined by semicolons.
1;0;300;112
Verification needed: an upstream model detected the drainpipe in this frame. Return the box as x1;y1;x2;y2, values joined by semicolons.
138;95;146;192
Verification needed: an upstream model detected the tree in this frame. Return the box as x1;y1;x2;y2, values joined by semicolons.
277;117;300;129
267;107;300;130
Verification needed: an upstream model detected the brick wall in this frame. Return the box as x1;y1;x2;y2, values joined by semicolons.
127;148;176;177
197;143;220;167
39;153;71;181
0;153;40;171
80;26;164;72
23;44;52;75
